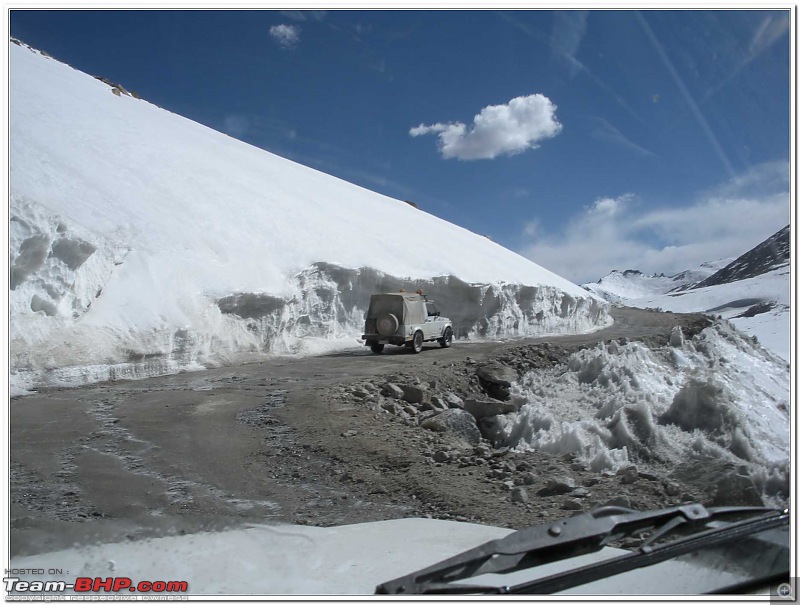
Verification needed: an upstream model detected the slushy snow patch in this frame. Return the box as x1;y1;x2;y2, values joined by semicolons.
482;321;789;504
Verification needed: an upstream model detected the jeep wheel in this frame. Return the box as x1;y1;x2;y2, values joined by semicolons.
369;342;385;354
439;326;453;348
407;330;424;354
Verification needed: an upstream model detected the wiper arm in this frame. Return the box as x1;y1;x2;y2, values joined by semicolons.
504;507;789;594
375;503;784;595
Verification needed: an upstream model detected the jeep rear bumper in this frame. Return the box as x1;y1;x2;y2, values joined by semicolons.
363;333;408;346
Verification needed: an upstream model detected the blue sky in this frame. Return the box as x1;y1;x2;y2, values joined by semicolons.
10;8;792;283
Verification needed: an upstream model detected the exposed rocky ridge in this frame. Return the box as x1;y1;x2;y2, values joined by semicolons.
582;225;790;305
692;225;789;289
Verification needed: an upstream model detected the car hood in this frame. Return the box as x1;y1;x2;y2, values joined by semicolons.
8;517;760;596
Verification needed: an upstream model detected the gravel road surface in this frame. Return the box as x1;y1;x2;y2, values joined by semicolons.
10;307;714;557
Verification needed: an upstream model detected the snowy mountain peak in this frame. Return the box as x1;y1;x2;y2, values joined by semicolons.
9;40;610;393
581;260;730;304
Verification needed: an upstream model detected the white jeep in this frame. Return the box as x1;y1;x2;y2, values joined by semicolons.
362;292;453;354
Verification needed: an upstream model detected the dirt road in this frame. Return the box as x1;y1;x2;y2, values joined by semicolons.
10;307;712;557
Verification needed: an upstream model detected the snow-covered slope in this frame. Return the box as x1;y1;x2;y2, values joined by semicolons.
630;266;790;361
9;41;609;393
581;227;791;361
581;258;732;304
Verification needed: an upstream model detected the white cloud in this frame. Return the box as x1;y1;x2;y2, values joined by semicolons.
269;24;301;49
520;164;790;284
702;160;789;199
409;94;562;160
588;194;631;217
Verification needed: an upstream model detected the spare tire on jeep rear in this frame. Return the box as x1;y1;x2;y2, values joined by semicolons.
377;313;399;336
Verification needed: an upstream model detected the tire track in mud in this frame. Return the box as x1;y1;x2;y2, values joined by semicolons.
80;396;283;515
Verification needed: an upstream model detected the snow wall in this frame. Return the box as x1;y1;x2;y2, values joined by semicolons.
9;41;611;394
9;195;609;395
482;321;790;506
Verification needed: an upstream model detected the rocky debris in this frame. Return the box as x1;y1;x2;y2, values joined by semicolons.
604;495;633;508
510;486;529;504
427;396;448;411
310;309;769;531
617;465;639;484
476;361;518;386
538;476;576;496
236;391;288;427
495;343;572;374
431;450;450;463
400;384;427;404
444;392;464;408
711;471;764;507
475;361;518;401
93;76;141;99
462;398;518;419
668;459;765;507
381;400;401;415
419;409;482;445
381;383;404;399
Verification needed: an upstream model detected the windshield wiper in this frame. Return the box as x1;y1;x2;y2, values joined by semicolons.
375;503;788;595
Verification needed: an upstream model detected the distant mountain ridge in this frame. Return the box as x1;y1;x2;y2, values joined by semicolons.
580;225;790;361
582;225;789;304
581;259;730;304
692;225;789;289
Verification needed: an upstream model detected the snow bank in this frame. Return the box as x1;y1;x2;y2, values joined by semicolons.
482;321;790;505
9;42;609;393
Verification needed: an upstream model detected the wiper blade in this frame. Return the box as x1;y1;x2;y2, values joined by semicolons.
375;503;785;595
503;508;789;594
